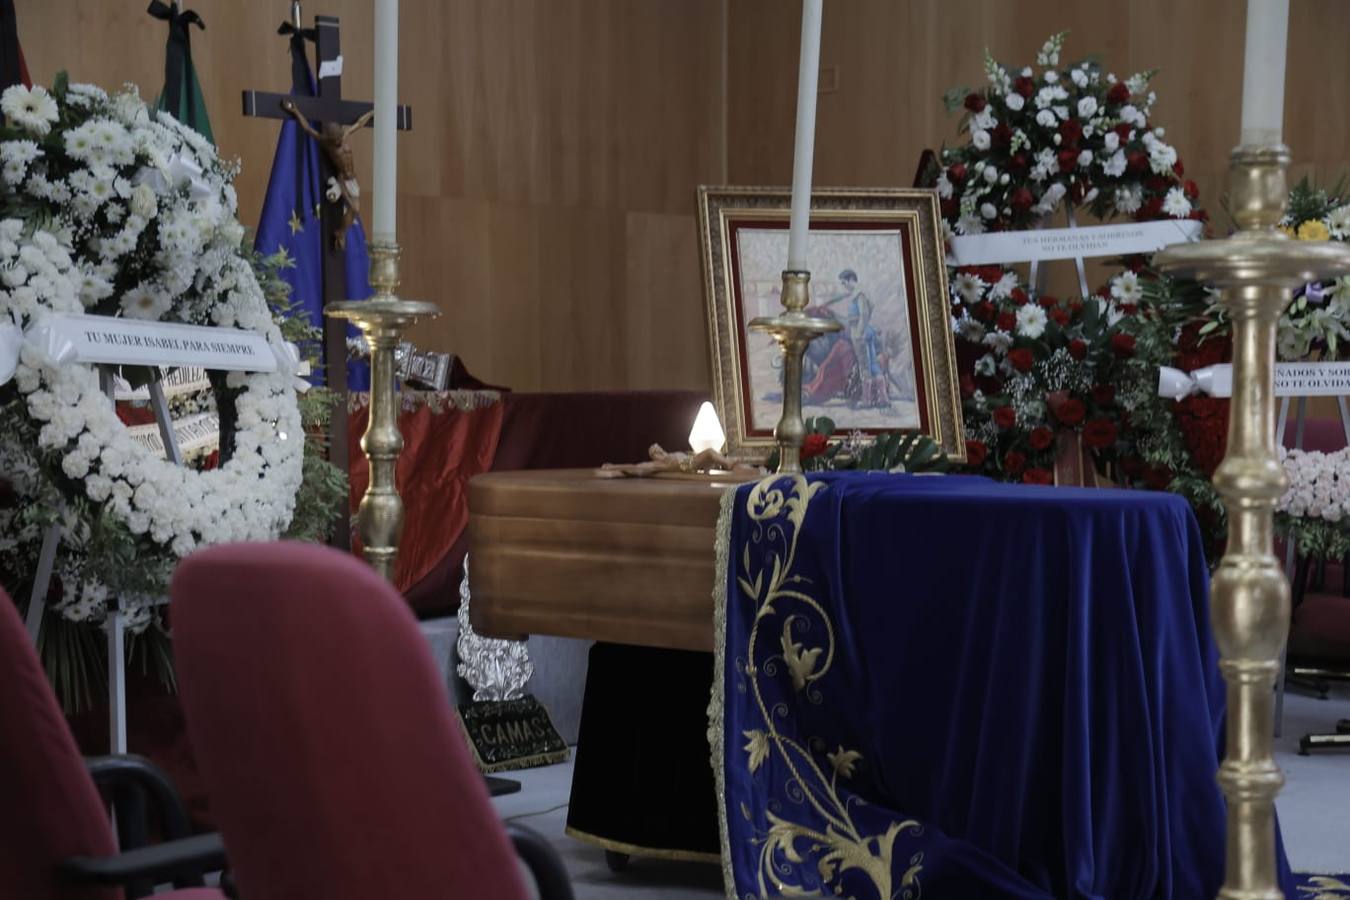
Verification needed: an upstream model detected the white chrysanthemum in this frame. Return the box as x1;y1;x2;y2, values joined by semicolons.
119;282;172;320
1077;96;1098;119
1;84;59;136
955;213;985;236
1111;271;1143;304
1115;185;1143;214
1325;204;1350;239
1035;108;1056;129
956;315;986;343
1005;93;1025;111
1015;304;1048;339
952;272;987;304
1162;187;1192;218
1149;141;1178;175
989;271;1019;301
983;329;1014;355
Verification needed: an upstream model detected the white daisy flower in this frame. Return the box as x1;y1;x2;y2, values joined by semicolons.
952;272;988;304
1326;204;1350;239
1;84;59;136
1110;271;1143;304
1162;186;1192;218
1015;304;1048;339
989;271;1019;301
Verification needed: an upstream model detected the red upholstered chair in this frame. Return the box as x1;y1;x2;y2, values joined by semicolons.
0;592;226;900
170;541;570;900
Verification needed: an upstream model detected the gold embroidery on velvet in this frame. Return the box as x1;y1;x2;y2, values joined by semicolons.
1299;875;1350;899
712;474;925;900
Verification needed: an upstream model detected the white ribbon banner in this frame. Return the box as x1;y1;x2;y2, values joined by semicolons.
126;412;220;457
950;219;1203;267
24;315;278;373
1159;361;1350;399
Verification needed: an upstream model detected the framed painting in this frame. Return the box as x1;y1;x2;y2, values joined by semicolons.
697;186;964;460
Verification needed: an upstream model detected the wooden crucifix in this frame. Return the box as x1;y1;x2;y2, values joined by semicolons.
242;13;411;549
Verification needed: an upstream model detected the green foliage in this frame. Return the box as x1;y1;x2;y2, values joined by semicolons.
1286;175;1348;227
765;416;949;475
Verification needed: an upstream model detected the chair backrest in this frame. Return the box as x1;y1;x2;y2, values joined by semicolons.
170;542;529;900
0;593;120;900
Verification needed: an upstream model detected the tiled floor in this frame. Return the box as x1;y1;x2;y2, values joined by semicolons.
493;686;1350;898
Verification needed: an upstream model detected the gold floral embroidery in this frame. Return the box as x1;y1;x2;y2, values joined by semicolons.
1300;876;1350;899
727;474;924;899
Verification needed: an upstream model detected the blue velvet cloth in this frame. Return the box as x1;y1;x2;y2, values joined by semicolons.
714;472;1294;898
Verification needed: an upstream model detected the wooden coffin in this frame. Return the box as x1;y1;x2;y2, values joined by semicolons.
467;469;752;652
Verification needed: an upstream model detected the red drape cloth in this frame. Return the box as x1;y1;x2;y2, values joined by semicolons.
347;392;505;594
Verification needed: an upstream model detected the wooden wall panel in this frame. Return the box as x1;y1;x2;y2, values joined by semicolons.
15;0;724;393
14;1;1348;393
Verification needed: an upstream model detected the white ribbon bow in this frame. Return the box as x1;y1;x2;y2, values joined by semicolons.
133;152;214;200
271;340;311;393
0;319;82;386
1157;364;1234;400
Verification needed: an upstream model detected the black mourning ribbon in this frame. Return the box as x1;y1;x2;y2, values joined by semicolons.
146;1;205;126
0;0;23;92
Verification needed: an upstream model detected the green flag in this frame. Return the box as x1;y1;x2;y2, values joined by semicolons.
148;1;213;143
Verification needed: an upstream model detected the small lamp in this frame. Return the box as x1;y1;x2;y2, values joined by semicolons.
688;402;726;455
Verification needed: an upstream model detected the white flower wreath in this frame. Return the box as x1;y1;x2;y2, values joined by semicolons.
0;79;304;624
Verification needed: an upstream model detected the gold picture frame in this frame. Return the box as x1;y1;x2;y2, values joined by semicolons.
697;186;964;460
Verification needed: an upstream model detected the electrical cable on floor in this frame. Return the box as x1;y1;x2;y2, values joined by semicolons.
504;802;570;822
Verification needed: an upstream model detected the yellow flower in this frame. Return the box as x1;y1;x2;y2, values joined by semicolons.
1297;219;1331;241
1278;224;1296;238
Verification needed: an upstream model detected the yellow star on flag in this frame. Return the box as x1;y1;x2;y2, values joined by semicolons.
288;210;304;235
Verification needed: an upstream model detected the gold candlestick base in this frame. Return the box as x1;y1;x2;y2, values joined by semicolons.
1154;144;1350;899
750;270;841;473
326;240;440;581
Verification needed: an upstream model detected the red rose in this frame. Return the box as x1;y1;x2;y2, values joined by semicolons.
1011;186;1035;212
1068;339;1088;360
1013;75;1035;98
1183;179;1200;200
1137;196;1164;220
978;265;1004;283
1142;463;1174;491
1023;468;1053;485
1053;397;1086;426
1009;288;1029;306
974;301;996;322
1126;151;1148;174
1050;308;1070;326
964;92;987;113
993;406;1017;429
965;440;988;467
941;197;960;219
1008;152;1030;174
1173;158;1185;177
1009;347;1035;372
992;122;1013;147
1111;333;1137;358
1092;384;1115;406
1082;418;1119;449
801;433;829;459
1003;451;1027;475
1029;426;1055;450
959;373;977;397
997;311;1015;332
949;163;968;183
1107;81;1130;105
1114;123;1133;142
1121;456;1144;478
1118;303;1137;316
1058;148;1081;172
1059;118;1084;147
1038;294;1059;309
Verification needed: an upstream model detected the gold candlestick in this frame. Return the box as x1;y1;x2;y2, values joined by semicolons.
1155;145;1350;898
326;241;439;581
750;270;841;473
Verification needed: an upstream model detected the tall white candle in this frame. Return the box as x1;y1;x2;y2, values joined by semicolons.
372;0;398;242
785;0;823;272
1238;0;1289;147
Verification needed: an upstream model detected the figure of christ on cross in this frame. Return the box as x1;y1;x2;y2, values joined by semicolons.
242;12;411;548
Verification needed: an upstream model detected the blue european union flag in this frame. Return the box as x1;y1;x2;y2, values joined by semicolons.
254;32;371;390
